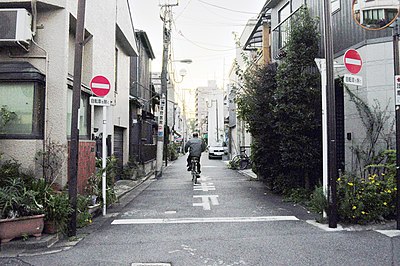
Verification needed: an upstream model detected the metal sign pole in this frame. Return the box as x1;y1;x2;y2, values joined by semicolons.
322;0;338;228
102;105;107;216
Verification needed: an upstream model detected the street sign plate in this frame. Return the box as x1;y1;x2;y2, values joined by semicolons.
395;75;400;105
90;96;111;106
344;49;362;74
344;74;362;86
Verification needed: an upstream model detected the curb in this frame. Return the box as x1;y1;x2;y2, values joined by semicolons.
0;172;156;258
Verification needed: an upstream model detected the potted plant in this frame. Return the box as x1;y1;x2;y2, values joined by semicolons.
29;178;72;234
0;175;45;243
44;191;72;234
85;174;100;206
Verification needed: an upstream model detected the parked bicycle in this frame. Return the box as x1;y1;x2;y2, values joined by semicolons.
229;146;252;170
190;156;201;184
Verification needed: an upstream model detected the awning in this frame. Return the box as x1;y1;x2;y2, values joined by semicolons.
0;61;45;83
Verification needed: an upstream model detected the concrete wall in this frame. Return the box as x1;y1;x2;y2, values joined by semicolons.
334;41;395;173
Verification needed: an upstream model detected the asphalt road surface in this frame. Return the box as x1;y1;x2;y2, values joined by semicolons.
3;154;400;266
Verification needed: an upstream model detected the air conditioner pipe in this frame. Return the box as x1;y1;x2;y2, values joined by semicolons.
31;0;37;36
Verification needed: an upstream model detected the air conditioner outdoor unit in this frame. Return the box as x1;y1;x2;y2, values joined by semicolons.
0;8;32;46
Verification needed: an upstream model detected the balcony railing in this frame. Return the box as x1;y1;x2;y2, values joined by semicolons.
272;6;302;59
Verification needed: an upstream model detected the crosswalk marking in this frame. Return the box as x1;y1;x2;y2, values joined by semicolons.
111;216;299;225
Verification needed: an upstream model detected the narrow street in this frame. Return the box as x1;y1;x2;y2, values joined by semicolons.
5;154;400;266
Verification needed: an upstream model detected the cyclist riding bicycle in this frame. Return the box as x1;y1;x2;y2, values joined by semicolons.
184;132;206;173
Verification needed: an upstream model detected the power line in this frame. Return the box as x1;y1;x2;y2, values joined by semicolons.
197;0;258;15
175;0;192;20
177;30;236;51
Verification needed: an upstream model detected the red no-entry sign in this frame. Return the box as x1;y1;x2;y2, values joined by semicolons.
90;75;111;97
343;49;362;74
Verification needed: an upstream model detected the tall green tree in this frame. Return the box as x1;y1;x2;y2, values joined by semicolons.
235;63;279;188
235;7;322;193
274;7;322;189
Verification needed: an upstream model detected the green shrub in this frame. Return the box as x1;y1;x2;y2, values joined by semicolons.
167;143;179;161
337;173;396;224
77;195;92;228
308;186;327;216
283;187;312;205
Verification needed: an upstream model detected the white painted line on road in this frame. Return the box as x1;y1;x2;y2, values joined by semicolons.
194;182;215;191
375;230;400;237
193;195;219;210
111;216;299;225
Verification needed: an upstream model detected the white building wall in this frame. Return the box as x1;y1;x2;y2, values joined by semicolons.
335;41;395;172
0;0;137;182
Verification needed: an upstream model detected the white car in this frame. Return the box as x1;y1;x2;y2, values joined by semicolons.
208;145;225;159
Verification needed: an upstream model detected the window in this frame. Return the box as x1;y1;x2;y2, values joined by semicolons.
66;87;90;139
278;2;291;23
0;82;44;138
332;0;340;13
277;2;291;49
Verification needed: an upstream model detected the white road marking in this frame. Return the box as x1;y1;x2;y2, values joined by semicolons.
194;182;215;191
200;175;210;181
193;195;219;210
111;216;299;225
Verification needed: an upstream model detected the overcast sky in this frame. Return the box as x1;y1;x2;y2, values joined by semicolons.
131;0;265;90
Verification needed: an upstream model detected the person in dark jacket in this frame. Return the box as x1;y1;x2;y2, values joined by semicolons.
184;132;206;172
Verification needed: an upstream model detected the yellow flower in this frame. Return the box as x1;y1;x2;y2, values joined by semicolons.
361;211;366;215
348;182;354;186
394;188;398;191
337;177;341;181
352;206;357;210
387;190;392;194
368;176;374;180
381;173;385;176
383;202;388;206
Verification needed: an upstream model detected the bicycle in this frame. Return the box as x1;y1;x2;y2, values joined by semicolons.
190;156;201;184
230;146;252;170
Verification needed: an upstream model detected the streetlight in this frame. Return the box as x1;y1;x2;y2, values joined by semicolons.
165;59;192;167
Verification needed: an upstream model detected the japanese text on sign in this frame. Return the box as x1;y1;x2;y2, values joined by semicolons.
344;74;362;86
89;97;111;106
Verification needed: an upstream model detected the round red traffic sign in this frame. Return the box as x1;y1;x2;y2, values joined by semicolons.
343;49;362;74
90;75;111;97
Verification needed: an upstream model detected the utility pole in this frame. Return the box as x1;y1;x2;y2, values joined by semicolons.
156;1;178;177
393;17;400;230
69;0;86;236
322;0;337;228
